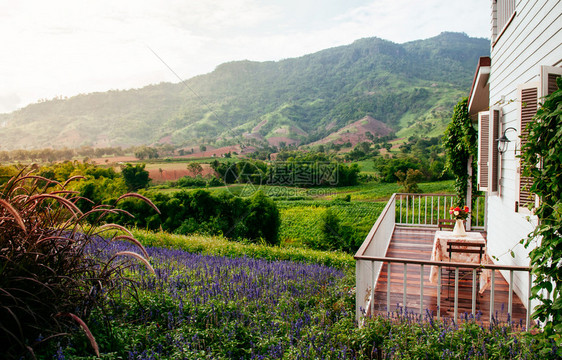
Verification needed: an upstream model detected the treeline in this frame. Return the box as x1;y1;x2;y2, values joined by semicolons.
211;152;360;188
0;162;280;244
110;190;280;245
0;145;183;163
372;136;453;183
0;147;126;163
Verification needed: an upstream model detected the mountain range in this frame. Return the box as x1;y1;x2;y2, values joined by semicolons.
0;32;489;150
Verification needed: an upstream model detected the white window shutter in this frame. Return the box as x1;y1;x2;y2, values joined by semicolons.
489;108;500;193
517;84;538;211
478;111;490;192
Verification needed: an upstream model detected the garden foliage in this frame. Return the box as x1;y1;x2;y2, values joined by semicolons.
520;77;562;345
442;97;478;206
0;171;156;358
49;238;559;359
131;229;354;270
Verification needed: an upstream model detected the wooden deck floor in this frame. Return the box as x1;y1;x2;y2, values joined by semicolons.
369;226;528;326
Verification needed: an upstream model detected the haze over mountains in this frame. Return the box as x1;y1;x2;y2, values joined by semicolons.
0;32;489;150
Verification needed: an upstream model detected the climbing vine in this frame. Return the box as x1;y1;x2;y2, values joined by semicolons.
520;77;562;344
443;97;478;206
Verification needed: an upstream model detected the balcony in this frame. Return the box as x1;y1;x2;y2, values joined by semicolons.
355;193;531;328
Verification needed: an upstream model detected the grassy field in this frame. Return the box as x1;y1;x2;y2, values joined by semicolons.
278;201;386;248
151;180;454;199
147;179;454;251
313;180;454;200
355;159;377;174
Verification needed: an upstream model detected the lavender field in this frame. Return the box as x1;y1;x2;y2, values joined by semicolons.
50;238;555;359
55;239;355;359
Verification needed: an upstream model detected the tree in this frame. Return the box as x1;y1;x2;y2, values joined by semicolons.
442;97;477;206
121;163;150;191
396;168;423;193
187;162;203;177
320;208;342;251
242;191;281;245
358;141;371;154
134;146;158;160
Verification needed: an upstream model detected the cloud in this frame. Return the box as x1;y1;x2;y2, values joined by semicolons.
0;0;490;113
0;93;21;114
333;0;490;43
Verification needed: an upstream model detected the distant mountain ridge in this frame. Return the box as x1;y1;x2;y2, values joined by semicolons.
0;32;489;150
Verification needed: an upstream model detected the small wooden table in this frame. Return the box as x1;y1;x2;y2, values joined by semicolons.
429;231;491;294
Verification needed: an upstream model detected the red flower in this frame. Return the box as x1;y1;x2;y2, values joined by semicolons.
454;207;461;211
464;206;469;212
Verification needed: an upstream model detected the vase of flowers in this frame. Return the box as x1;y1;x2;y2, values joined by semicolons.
450;206;470;236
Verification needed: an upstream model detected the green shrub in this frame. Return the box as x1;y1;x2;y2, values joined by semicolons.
121;163;150;190
351;311;559;359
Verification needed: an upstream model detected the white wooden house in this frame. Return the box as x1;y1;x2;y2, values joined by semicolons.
354;0;561;325
468;0;562;307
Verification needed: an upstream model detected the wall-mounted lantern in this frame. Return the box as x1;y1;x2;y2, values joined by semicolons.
497;127;518;154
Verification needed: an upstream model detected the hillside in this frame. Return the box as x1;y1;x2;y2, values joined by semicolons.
0;32;489;150
308;115;393;146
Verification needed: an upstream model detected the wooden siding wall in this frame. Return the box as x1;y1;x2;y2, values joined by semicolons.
488;0;562;306
494;0;517;43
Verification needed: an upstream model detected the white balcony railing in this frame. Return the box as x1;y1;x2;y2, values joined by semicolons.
395;193;486;230
355;193;531;329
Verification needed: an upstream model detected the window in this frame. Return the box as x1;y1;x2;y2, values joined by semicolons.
493;0;516;44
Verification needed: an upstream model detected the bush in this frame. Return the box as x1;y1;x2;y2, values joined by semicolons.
0;171;155;358
121;163;150;191
352;310;558;359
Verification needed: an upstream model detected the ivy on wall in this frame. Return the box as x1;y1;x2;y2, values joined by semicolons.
442;97;478;206
521;77;562;345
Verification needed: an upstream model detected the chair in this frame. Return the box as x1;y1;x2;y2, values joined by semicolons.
438;218;456;230
442;241;485;299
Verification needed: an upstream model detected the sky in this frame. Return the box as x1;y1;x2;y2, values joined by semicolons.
0;0;491;114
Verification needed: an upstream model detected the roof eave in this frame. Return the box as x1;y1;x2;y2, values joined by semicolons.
468;57;491;120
